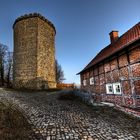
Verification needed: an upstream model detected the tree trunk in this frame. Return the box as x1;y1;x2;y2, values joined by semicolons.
7;65;11;87
0;62;4;86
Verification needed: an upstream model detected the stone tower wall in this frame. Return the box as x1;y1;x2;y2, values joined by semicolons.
13;13;56;89
37;18;56;89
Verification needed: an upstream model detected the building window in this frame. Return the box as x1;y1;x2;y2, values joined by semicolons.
106;83;122;94
106;84;113;94
113;83;121;94
83;80;86;86
90;77;94;85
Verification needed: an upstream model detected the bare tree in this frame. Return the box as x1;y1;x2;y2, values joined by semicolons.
0;43;8;86
55;60;65;83
5;52;13;87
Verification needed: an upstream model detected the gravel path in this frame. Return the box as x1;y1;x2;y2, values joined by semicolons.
0;88;140;140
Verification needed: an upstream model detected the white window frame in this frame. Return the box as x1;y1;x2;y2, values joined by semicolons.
106;84;113;94
113;82;121;95
83;80;86;86
90;77;94;85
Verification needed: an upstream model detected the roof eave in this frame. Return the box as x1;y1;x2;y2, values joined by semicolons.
77;37;140;75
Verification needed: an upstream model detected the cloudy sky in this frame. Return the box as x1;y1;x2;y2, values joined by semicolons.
0;0;140;84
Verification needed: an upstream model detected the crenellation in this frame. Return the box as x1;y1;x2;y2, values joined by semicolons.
13;13;56;34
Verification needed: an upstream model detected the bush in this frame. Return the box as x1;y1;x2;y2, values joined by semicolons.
57;90;79;100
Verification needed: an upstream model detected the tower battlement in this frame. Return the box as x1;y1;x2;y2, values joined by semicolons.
13;13;56;33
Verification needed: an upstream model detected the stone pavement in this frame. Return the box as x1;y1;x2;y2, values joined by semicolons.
0;89;140;140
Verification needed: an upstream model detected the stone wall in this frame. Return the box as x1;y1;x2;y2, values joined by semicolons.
13;13;56;89
81;43;140;108
37;18;56;89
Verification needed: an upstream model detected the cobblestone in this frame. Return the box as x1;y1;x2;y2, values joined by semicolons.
0;89;140;140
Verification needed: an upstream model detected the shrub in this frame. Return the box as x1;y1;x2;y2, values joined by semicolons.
57;90;79;100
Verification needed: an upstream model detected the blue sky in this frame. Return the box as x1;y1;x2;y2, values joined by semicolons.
0;0;140;84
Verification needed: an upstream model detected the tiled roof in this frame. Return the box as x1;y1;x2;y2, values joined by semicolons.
78;22;140;74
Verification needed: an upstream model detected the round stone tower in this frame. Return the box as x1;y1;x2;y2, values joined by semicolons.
13;13;56;89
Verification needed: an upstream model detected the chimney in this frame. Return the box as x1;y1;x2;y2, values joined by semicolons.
109;31;119;44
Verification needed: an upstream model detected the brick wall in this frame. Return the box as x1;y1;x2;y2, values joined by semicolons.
81;45;140;108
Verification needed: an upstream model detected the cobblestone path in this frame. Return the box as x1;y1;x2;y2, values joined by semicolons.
0;89;140;140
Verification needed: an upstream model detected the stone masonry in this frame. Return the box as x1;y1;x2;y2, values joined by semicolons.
13;13;56;89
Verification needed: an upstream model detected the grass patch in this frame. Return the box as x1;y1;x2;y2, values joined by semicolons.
0;102;33;139
43;88;62;92
4;87;62;93
57;90;80;100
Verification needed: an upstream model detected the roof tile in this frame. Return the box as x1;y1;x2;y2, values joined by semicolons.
79;22;140;74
